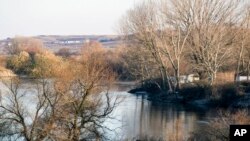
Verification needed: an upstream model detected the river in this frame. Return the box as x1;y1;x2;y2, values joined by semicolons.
105;83;219;141
0;80;220;141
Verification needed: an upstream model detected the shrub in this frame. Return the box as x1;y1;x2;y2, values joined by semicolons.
6;51;33;74
180;81;210;101
211;83;239;107
31;51;62;78
56;48;72;58
189;110;250;141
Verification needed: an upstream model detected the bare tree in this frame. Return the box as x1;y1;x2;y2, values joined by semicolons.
59;45;119;140
120;0;193;93
156;1;193;91
6;37;44;55
122;44;160;87
235;6;250;83
120;1;173;92
120;0;247;96
0;44;120;141
173;0;242;85
0;77;52;141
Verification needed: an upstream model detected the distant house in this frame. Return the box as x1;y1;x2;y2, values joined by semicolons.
179;74;200;83
235;75;250;82
235;72;250;82
170;74;199;84
55;37;90;45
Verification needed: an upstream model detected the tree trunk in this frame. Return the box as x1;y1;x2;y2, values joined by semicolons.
174;68;180;99
160;68;166;90
210;71;217;86
71;113;80;141
247;60;250;81
175;69;180;91
236;42;244;87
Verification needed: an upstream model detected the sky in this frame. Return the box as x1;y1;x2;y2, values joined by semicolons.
0;0;139;39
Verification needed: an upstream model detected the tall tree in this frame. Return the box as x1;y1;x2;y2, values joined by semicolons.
236;6;250;82
120;1;173;92
172;0;241;85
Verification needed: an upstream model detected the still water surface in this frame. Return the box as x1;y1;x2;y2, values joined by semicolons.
107;83;218;140
0;80;219;141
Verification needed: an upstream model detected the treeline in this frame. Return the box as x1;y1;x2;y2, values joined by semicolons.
3;37;134;80
119;0;250;95
5;37;61;77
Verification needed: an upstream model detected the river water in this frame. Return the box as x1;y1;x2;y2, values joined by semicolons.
105;83;218;141
0;80;219;141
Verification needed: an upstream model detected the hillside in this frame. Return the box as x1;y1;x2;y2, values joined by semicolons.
0;35;124;54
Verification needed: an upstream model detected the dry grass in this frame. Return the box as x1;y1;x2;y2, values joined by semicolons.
189;110;250;141
216;71;235;84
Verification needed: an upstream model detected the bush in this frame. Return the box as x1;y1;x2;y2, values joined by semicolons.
211;83;239;107
189;110;250;141
238;81;250;93
6;49;63;78
179;81;243;108
31;51;62;78
6;51;33;74
56;48;72;58
180;81;211;101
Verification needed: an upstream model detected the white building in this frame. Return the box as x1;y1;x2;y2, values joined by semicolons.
235;76;250;82
169;74;199;84
179;74;200;83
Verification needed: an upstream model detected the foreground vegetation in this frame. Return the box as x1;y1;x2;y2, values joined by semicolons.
0;38;123;140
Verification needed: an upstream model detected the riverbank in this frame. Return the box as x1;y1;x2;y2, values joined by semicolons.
128;81;250;109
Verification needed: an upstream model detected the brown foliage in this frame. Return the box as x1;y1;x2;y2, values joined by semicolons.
189;110;250;141
6;37;44;55
56;48;71;58
0;42;119;141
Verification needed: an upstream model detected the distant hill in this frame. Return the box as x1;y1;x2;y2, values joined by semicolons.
0;35;124;54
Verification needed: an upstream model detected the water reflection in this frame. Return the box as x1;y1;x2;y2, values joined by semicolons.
108;85;217;141
0;81;216;141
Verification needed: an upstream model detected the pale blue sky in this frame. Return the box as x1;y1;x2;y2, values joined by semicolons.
0;0;138;39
